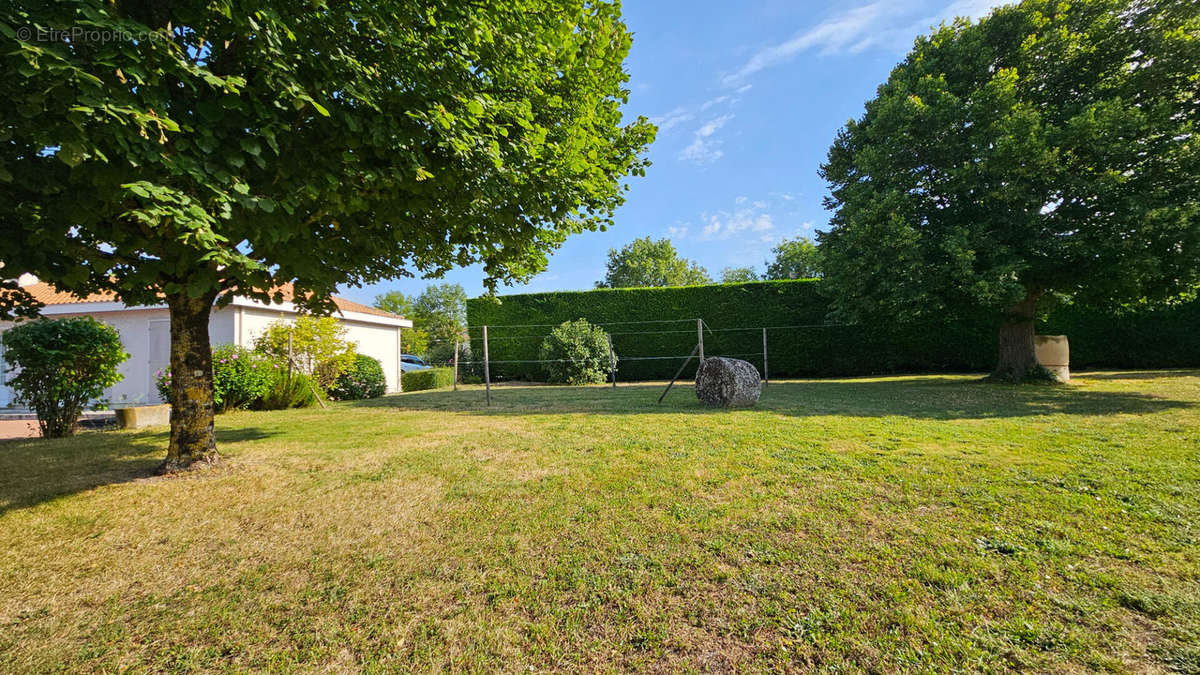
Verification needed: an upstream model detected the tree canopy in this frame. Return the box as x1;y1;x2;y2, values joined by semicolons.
0;0;654;467
373;289;429;355
720;266;760;283
818;0;1199;380
764;237;822;280
373;283;466;356
597;237;710;288
413;283;468;347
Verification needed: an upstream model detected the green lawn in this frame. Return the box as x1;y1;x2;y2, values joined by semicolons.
2;372;1198;672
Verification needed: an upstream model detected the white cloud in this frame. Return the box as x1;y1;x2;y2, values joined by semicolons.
680;114;735;164
699;205;776;240
649;106;695;133
721;0;1007;86
667;225;689;238
652;91;743;137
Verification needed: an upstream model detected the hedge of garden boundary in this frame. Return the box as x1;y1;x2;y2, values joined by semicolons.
465;280;1200;381
401;367;456;392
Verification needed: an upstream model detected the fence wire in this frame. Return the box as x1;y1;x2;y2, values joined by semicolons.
435;317;855;404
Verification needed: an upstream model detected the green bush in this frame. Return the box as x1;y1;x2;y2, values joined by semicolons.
156;344;274;412
466;280;1200;380
329;354;387;400
538;320;613;384
423;340;458;365
402;367;455;392
256;371;320;410
1;317;128;437
424;341;482;382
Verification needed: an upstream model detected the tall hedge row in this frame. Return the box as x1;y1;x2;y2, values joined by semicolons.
465;281;1199;381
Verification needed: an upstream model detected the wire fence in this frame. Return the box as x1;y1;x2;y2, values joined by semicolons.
425;318;857;405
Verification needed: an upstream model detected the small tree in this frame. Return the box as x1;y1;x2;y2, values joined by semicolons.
2;318;127;437
765;237;822;280
254;316;355;391
538;320;614;385
413;283;469;350
597;237;711;288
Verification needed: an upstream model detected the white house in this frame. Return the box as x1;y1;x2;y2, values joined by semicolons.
0;277;412;408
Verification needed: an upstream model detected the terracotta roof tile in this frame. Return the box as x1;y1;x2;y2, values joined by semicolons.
19;281;404;321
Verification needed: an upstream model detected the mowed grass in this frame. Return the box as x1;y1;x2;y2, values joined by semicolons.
1;372;1199;673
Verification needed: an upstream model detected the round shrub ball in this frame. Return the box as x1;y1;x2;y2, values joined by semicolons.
695;357;761;407
329;353;387;400
538;319;614;385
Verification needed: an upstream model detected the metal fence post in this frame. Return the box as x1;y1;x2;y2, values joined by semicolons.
482;325;491;406
697;318;705;362
453;340;459;391
608;334;617;388
762;327;769;387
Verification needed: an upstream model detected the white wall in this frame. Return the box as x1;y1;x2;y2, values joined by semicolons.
1;303;405;408
237;306;403;392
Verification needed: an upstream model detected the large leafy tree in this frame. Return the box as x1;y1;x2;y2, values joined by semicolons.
819;0;1199;382
597;236;710;288
764;237;821;280
0;1;654;470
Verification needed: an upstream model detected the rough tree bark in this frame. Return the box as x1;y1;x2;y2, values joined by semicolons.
989;287;1049;383
160;291;220;473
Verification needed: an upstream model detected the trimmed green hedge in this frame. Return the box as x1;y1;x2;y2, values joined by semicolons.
402;367;456;392
466;281;1200;381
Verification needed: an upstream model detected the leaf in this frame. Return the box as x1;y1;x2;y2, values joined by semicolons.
58;142;85;168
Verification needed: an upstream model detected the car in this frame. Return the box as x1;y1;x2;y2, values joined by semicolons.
400;354;432;372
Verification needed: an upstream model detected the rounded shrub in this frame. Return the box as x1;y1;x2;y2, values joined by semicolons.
537;319;614;385
1;317;128;437
329;354;386;400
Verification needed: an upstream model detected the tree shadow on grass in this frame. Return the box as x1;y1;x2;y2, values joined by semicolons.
1073;369;1200;381
0;427;277;515
350;376;1195;421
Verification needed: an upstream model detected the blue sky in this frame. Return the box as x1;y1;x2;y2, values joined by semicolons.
344;0;1004;306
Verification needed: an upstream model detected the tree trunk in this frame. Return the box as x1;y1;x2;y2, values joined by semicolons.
990;288;1047;383
160;292;219;473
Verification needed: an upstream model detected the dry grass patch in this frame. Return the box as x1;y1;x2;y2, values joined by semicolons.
1;371;1198;671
